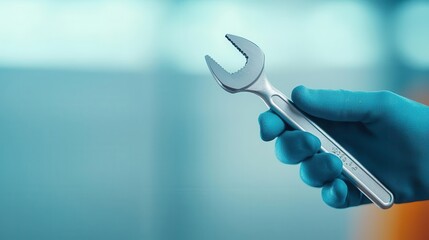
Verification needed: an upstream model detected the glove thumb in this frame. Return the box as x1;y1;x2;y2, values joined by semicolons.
291;85;385;122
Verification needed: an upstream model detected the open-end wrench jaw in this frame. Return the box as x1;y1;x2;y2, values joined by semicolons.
205;34;265;93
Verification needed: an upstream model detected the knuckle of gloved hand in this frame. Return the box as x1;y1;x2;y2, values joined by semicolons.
275;131;320;164
322;180;346;208
258;114;269;134
260;128;273;142
297;131;321;154
300;161;323;187
300;154;340;187
258;111;283;141
258;111;270;126
321;153;343;175
275;136;302;164
378;90;395;109
275;137;294;164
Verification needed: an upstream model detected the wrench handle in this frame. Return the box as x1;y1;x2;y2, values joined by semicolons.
267;91;394;209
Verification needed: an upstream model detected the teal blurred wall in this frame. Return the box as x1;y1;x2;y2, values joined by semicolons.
0;1;428;240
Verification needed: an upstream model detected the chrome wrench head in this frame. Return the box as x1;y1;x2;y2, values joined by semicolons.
205;34;265;93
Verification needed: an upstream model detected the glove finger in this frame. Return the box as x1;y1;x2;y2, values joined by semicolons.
275;130;321;164
300;153;343;187
291;85;389;123
321;178;371;208
258;110;287;141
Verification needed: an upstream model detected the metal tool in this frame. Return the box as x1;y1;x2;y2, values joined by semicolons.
205;34;394;209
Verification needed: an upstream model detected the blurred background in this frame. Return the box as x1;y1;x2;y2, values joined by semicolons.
0;0;428;239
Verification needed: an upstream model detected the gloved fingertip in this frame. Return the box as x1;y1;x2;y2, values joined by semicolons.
258;111;285;141
291;85;309;105
322;179;348;208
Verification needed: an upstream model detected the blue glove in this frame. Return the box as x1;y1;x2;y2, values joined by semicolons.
259;85;429;208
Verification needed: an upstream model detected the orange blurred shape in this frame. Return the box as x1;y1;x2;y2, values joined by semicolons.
357;201;429;240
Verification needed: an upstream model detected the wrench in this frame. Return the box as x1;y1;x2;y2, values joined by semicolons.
205;34;394;209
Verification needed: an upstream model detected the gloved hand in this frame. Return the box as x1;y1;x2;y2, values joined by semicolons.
259;85;429;208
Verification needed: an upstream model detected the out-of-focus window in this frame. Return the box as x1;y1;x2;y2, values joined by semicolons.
394;1;429;69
